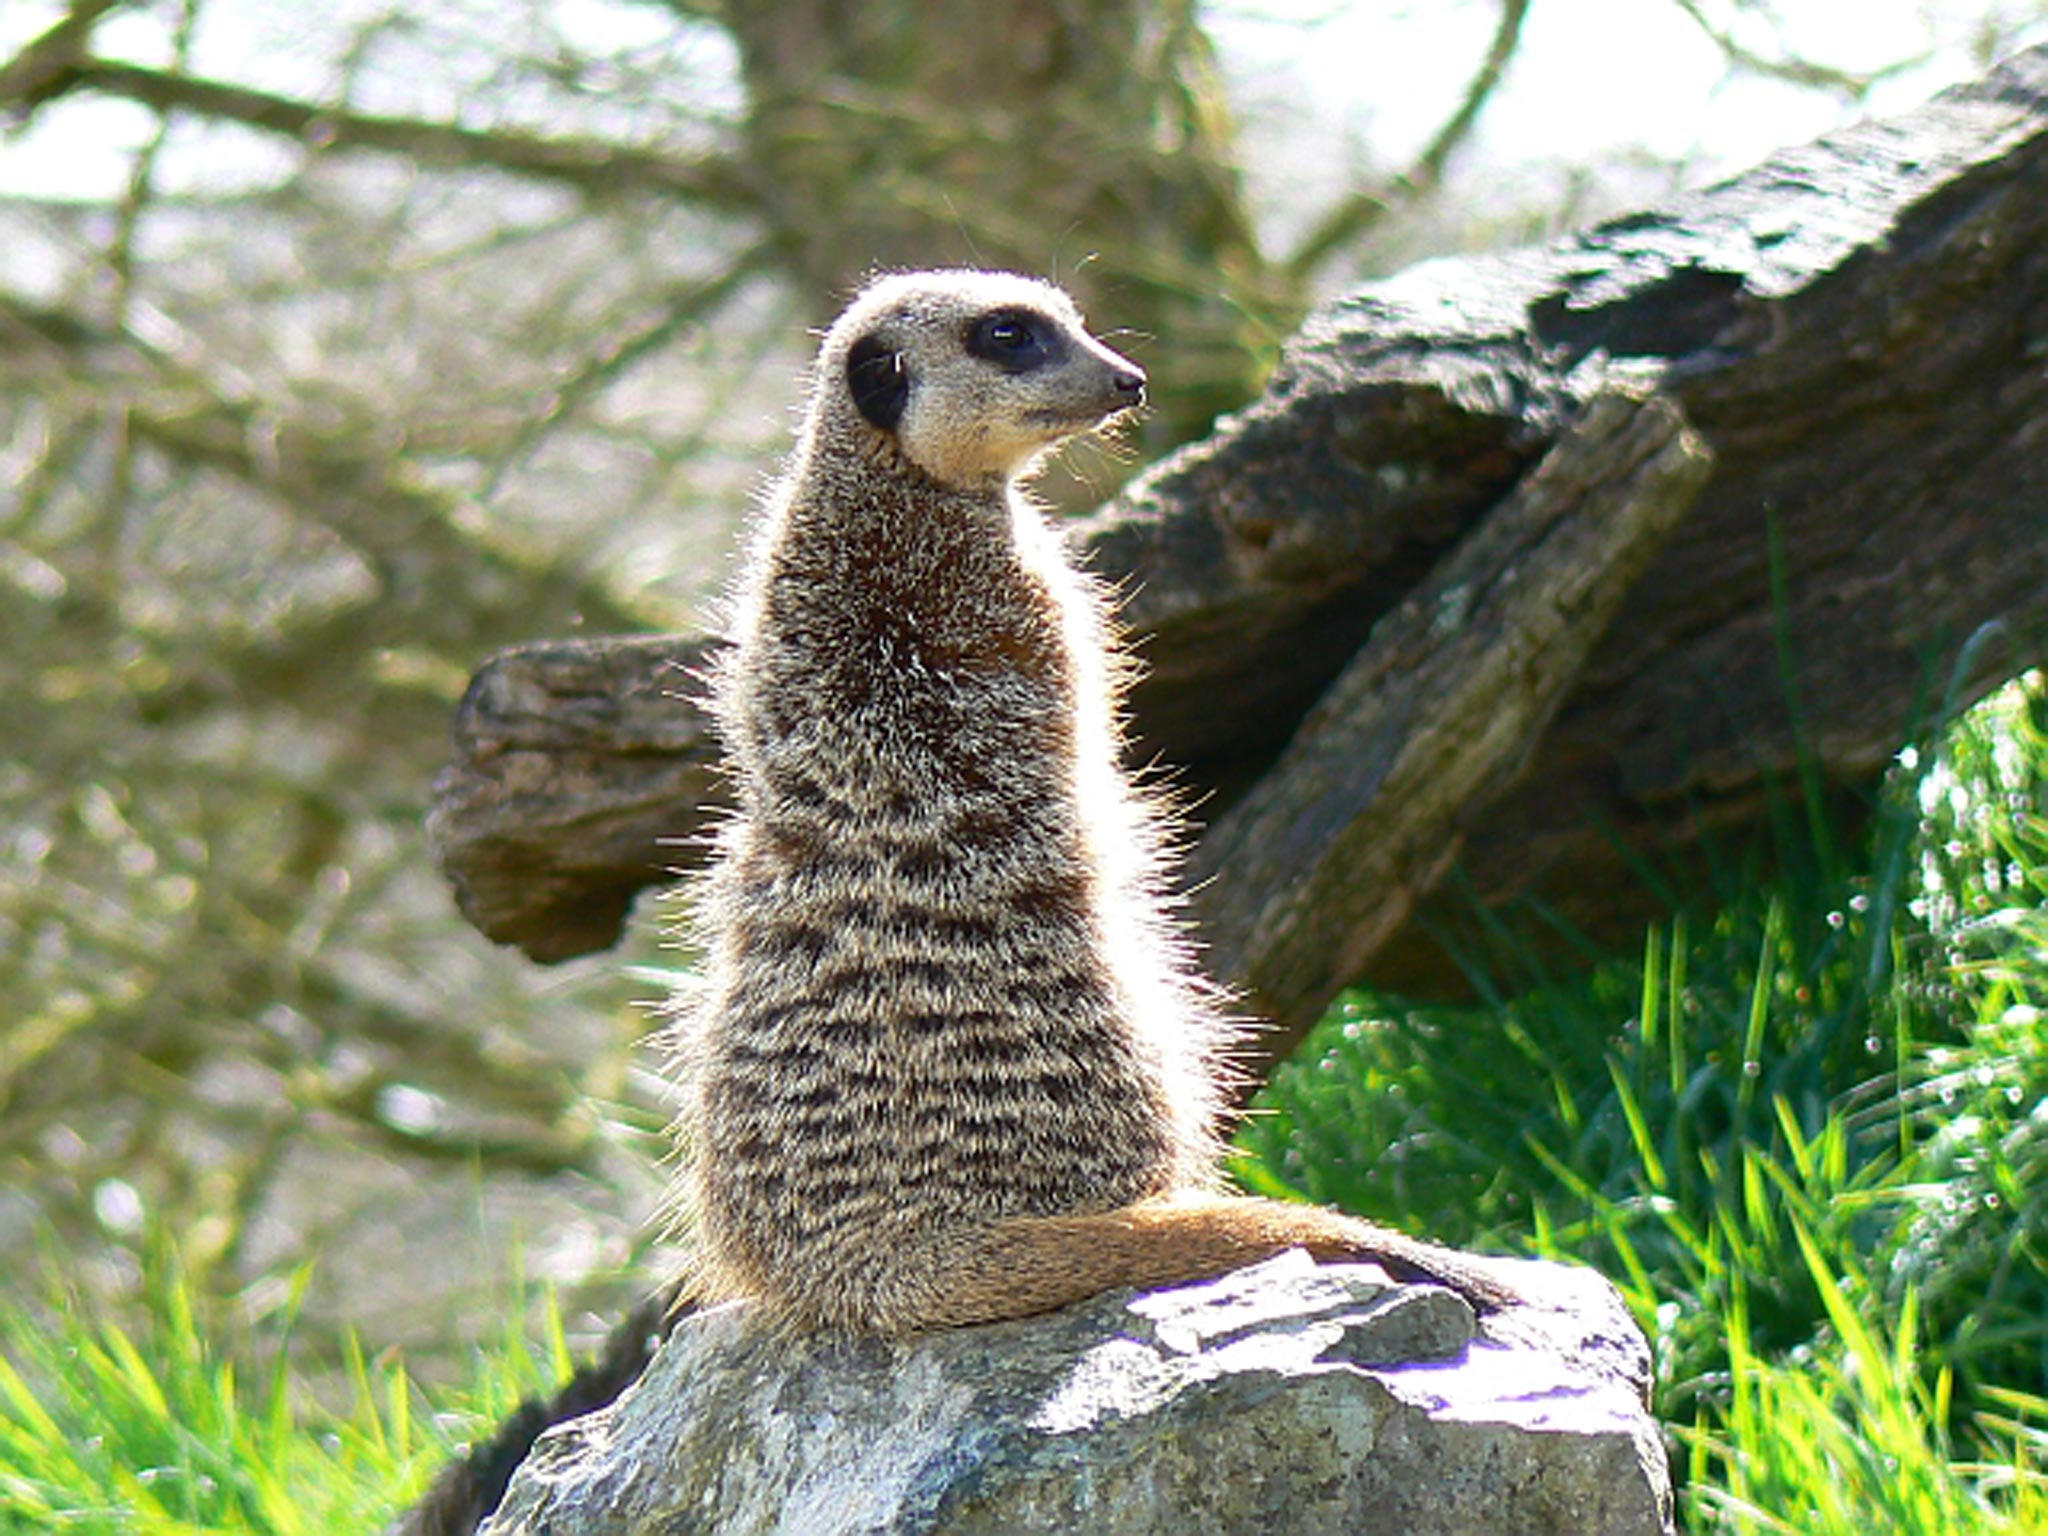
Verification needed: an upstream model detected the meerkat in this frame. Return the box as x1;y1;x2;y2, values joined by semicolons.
393;269;1517;1536
668;268;1517;1332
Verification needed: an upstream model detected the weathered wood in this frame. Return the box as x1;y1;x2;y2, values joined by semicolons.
1191;392;1712;1064
427;636;720;961
429;47;2048;1036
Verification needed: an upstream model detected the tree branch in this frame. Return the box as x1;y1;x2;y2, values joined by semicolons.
1283;0;1530;283
4;56;761;210
481;245;780;498
0;0;126;119
1190;392;1712;1067
1666;0;1925;96
3;293;660;721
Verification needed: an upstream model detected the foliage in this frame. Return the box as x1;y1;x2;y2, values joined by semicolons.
1238;673;2048;1531
1684;1266;2047;1535
0;1236;568;1534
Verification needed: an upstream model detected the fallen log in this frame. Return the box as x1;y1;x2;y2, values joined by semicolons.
430;47;2048;1068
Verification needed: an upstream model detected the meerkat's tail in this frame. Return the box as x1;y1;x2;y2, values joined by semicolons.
907;1195;1523;1329
385;1279;689;1536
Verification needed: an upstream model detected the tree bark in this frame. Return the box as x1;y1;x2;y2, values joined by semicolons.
429;47;2048;1060
1188;392;1712;1051
427;636;719;963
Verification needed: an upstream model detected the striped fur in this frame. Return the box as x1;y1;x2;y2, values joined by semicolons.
664;270;1516;1335
392;270;1522;1536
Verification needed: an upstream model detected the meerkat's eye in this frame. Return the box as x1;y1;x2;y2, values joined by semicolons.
966;308;1063;373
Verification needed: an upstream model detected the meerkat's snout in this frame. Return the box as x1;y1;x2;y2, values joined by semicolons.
1053;348;1146;432
1089;347;1147;421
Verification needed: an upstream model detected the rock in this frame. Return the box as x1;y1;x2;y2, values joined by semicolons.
486;1249;1671;1535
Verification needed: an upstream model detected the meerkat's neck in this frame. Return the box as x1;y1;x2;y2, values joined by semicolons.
725;438;1102;820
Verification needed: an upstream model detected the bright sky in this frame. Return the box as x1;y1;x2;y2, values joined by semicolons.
0;0;2041;208
1214;0;2046;184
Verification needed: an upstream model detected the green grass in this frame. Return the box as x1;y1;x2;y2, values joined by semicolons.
0;1239;568;1533
3;677;2044;1532
1238;672;2048;1531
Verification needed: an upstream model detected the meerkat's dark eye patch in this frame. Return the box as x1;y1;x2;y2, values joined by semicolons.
846;333;911;430
965;308;1065;373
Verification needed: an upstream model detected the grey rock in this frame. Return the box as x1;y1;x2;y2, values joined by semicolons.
487;1249;1671;1535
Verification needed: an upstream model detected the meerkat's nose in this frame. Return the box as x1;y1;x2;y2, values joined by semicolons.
1112;367;1146;405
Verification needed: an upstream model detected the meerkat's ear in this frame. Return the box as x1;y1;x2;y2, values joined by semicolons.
846;333;910;431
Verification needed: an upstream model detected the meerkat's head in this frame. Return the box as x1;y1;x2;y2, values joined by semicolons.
816;269;1146;490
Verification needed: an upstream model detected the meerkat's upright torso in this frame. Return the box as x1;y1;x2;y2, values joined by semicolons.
674;272;1225;1331
394;269;1530;1536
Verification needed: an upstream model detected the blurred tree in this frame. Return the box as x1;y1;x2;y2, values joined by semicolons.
721;0;1281;443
